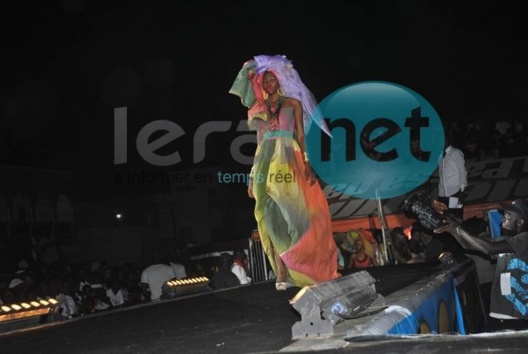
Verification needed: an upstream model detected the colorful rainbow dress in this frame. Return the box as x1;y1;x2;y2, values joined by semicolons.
249;104;339;288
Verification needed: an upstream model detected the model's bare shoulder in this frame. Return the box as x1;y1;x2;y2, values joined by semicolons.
282;97;301;108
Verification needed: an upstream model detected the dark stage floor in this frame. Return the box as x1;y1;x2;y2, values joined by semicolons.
1;265;528;354
0;281;300;354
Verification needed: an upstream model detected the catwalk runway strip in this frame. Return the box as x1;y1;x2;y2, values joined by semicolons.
1;263;528;353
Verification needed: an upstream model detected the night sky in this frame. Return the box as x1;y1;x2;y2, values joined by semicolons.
1;0;527;201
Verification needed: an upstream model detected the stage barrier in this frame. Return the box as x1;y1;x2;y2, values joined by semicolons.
345;259;485;338
288;258;485;340
248;230;269;283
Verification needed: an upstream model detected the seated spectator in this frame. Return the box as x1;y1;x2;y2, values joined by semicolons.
349;239;376;269
78;283;110;315
123;265;144;305
406;238;426;264
106;277;125;308
390;227;412;264
55;279;79;320
170;261;187;280
210;253;240;290
140;251;176;302
8;278;27;303
78;284;98;315
0;287;15;305
231;248;251;285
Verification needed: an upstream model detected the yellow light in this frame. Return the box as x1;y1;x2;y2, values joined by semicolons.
0;308;51;322
0;298;59;324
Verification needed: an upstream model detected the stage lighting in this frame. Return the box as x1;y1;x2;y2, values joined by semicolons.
289;270;384;338
0;297;60;331
161;276;211;299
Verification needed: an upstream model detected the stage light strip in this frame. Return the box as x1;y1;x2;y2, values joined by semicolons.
0;298;59;323
167;276;209;287
163;277;210;298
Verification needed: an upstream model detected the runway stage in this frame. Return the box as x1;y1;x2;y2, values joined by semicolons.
1;261;528;354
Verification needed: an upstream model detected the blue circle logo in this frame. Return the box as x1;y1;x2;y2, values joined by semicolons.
307;81;445;200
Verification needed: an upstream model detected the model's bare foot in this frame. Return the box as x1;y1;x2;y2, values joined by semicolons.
273;248;288;288
275;282;288;291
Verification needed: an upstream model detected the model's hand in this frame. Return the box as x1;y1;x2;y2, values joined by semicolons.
248;184;254;199
247;69;256;80
304;163;316;186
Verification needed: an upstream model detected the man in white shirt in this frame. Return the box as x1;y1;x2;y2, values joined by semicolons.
170;262;187;279
438;134;468;223
141;252;176;301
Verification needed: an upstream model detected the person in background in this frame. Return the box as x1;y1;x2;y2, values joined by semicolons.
231;248;252;285
55;278;78;320
170;259;187;280
337;247;345;270
348;239;376;269
406;238;426;264
410;219;466;264
438;133;468;224
106;277;125;308
389;227;412;264
78;284;110;314
140;251;176;302
122;263;144;305
463;138;486;162
210;253;240;290
434;198;528;331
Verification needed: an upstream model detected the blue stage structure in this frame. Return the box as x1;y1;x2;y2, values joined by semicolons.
287;258;485;348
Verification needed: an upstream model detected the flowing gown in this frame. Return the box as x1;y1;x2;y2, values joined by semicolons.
249;105;339;288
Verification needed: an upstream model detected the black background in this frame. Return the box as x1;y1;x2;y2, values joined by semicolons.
1;0;526;201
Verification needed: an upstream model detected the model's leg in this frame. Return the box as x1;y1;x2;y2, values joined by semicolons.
273;247;288;290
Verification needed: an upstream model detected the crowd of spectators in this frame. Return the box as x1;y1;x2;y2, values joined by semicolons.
0;243;254;324
0;259;147;321
447;118;526;161
0;250;205;323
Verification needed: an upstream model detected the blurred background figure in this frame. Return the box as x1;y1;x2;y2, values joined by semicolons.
349;239;376;269
140;251;176;302
210;253;240;290
389;227;412;264
106;277;125;308
438;133;468;224
231;248;251;285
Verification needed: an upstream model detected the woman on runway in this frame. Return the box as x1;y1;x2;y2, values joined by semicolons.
229;54;340;290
